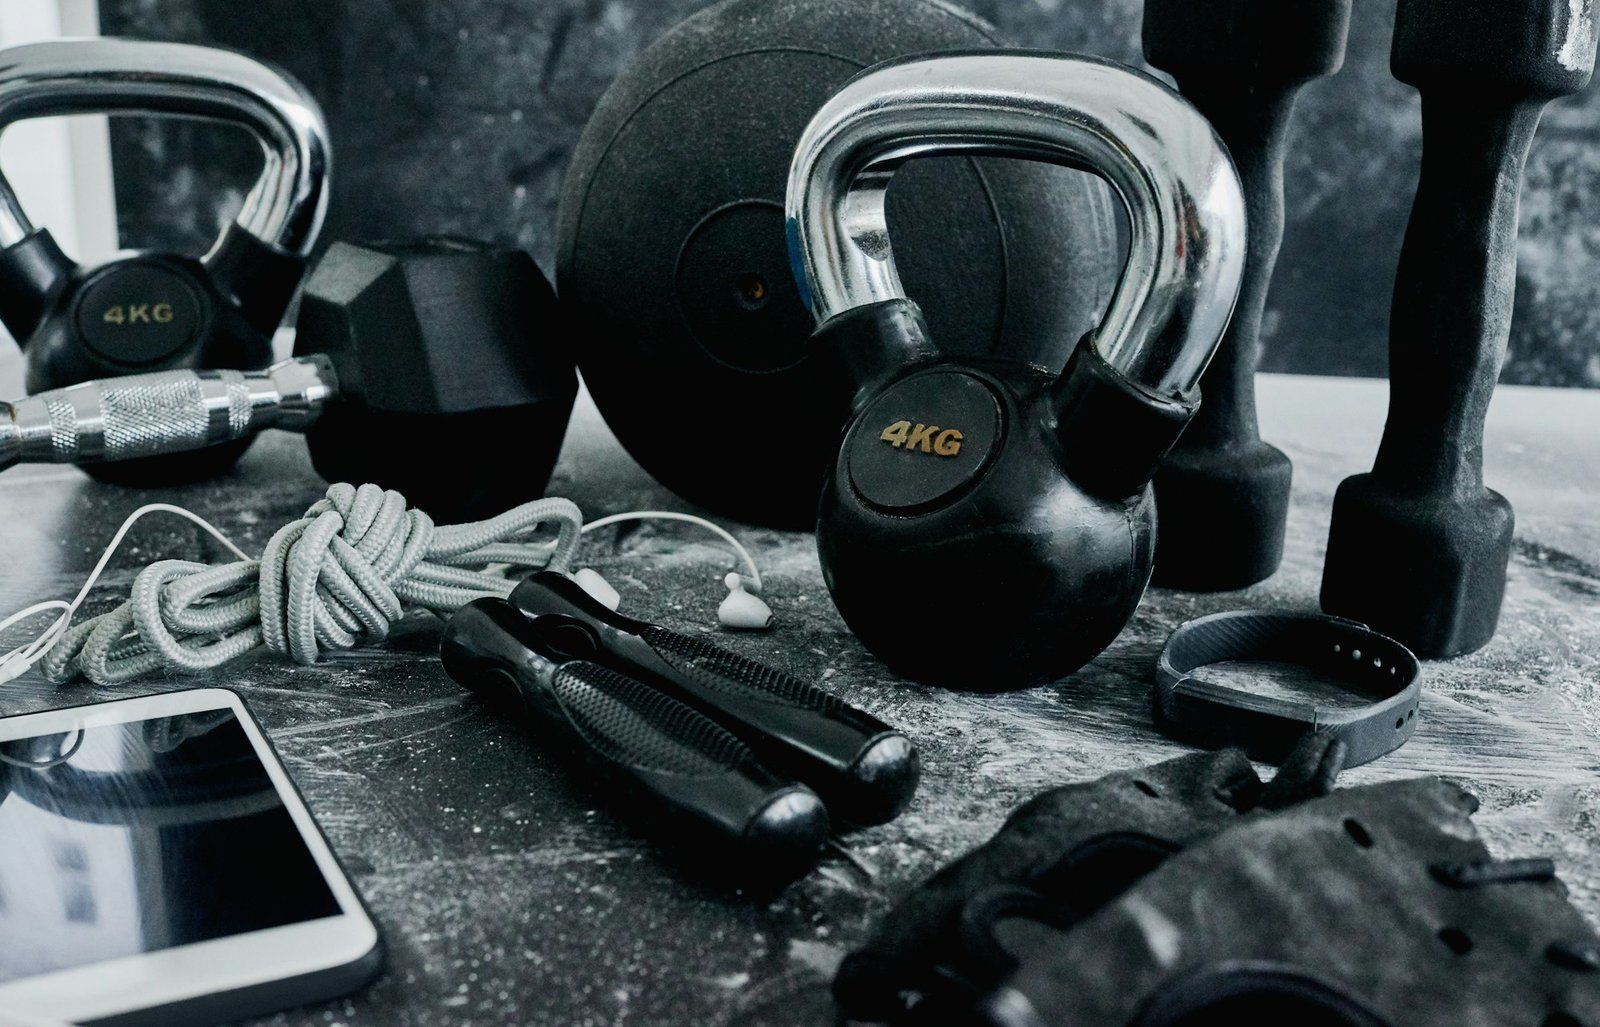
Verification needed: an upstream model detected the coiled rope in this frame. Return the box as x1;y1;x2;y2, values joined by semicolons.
36;483;583;686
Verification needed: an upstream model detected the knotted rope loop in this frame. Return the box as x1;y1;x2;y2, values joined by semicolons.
41;483;583;686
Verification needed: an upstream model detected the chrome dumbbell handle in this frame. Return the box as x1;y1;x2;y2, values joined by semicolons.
0;357;336;470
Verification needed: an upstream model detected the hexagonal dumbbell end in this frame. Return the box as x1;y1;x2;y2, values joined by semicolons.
1144;0;1351;87
293;240;576;522
1392;0;1598;97
1322;0;1598;656
1145;0;1352;591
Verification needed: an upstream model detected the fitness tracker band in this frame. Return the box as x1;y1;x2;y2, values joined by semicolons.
1155;610;1422;767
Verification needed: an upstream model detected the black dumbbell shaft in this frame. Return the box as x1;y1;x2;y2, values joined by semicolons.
509;572;919;826
1144;0;1351;590
1321;0;1598;656
1381;102;1535;492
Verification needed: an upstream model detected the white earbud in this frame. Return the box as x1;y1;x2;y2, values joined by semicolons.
718;572;774;631
0;653;29;685
569;568;622;611
572;511;775;630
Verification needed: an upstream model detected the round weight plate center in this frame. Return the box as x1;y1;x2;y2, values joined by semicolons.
846;369;1004;512
75;262;203;366
675;200;814;373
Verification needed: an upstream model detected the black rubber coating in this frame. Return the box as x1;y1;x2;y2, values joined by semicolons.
845;368;1004;514
1155;610;1422;767
508;572;920;826
205;223;309;336
74;261;203;366
1145;0;1351;591
293;239;576;523
819;352;1160;691
0;228;75;342
1052;335;1198;501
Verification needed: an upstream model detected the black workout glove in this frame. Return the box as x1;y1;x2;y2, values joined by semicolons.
836;736;1600;1026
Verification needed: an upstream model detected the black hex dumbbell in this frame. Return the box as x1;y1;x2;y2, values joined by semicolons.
1322;0;1599;655
292;240;576;520
1145;0;1352;590
1;239;576;522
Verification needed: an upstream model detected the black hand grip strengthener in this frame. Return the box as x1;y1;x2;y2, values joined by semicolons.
441;599;830;881
1144;0;1352;590
1322;0;1600;657
509;573;919;826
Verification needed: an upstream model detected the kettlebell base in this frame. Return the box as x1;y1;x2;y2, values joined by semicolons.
1152;439;1292;591
1320;474;1513;658
820;478;1158;692
80;439;258;488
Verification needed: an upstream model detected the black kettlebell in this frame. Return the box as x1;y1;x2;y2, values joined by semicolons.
556;0;1119;528
790;53;1247;690
0;38;329;485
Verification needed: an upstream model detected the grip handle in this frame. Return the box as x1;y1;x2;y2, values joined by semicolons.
0;356;335;471
441;599;829;879
509;572;920;825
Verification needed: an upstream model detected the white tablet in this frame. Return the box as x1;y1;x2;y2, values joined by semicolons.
0;689;382;1026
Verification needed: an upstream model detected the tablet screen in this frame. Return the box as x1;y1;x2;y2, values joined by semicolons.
0;708;341;984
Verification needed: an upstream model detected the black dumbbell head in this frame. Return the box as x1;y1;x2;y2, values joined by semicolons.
293;239;576;522
1393;0;1599;95
1144;0;1352;85
1322;473;1515;658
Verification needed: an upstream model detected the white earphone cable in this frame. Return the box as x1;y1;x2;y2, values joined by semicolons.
579;510;763;592
0;503;250;685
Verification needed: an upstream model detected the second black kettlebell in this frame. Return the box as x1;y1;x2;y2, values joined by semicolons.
557;0;1120;528
0;38;329;485
788;53;1247;689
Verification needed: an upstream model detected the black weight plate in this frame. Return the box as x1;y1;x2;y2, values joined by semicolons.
557;0;1118;528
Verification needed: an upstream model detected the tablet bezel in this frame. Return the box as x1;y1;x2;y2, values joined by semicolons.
0;688;380;1024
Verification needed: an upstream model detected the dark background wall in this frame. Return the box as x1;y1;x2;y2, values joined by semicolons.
99;0;1600;388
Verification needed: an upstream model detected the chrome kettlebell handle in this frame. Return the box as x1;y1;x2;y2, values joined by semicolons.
785;51;1246;399
0;38;330;258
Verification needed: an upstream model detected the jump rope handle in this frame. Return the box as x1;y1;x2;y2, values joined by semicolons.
441;598;830;880
510;572;920;826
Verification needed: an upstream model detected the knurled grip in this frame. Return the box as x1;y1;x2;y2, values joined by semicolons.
636;624;919;825
542;659;830;864
0;355;336;470
639;626;845;712
552;660;759;777
505;572;920;826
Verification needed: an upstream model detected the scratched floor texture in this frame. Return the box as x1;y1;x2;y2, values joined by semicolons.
1;348;1599;1026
